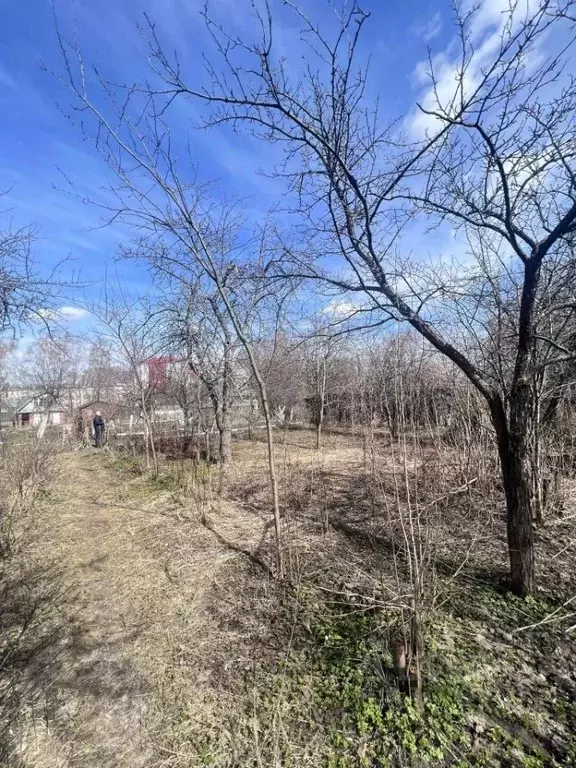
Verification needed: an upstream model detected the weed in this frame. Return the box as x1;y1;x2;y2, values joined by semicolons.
240;584;571;767
106;454;144;475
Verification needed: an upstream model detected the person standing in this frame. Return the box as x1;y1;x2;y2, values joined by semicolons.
93;411;105;448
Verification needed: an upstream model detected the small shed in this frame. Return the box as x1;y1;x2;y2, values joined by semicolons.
78;401;114;422
13;397;67;428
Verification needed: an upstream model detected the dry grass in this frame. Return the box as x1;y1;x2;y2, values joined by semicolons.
7;447;282;768
227;428;507;594
3;428;576;767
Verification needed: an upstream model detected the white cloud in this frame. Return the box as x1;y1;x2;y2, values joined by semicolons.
37;306;89;322
58;306;89;320
413;11;443;43
408;0;545;138
321;300;358;318
463;0;541;36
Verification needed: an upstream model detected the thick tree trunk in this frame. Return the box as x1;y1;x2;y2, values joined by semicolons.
488;256;542;597
490;394;535;597
500;448;536;597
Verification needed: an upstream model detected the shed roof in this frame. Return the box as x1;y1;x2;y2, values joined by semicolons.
16;397;66;415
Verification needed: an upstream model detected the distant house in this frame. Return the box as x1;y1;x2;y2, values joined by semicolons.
141;356;188;391
13;396;67;428
1;387;35;426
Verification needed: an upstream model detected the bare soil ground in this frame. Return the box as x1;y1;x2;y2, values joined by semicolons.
5;430;576;767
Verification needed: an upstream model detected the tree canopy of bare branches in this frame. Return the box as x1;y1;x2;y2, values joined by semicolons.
52;0;576;595
126;0;576;596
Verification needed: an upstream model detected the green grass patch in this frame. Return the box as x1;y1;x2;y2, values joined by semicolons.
233;583;575;767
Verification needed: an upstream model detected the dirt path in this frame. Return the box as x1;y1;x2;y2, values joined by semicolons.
17;450;274;768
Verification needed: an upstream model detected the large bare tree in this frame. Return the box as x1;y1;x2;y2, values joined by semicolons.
53;43;295;574
120;0;576;596
54;0;576;594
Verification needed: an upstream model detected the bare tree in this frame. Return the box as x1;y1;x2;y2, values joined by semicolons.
53;42;294;574
54;0;576;593
91;290;163;475
162;350;204;437
151;244;293;575
162;275;239;466
19;335;82;437
256;334;306;427
304;333;341;450
0;222;62;335
80;339;126;403
126;0;576;596
0;342;15;390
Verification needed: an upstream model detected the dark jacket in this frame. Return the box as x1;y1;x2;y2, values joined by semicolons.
93;415;105;432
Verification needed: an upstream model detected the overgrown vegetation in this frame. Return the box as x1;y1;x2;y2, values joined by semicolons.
263;584;576;768
1;0;576;765
0;440;65;763
67;426;573;768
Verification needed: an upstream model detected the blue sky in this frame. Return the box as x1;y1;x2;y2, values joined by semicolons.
0;0;477;331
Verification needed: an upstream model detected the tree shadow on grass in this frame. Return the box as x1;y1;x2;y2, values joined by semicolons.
0;561;72;758
201;517;276;578
0;557;149;763
294;465;509;592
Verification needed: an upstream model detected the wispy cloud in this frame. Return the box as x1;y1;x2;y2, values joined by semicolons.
321;299;358;318
0;61;17;90
408;0;546;138
4;0;492;310
413;11;443;42
58;306;89;320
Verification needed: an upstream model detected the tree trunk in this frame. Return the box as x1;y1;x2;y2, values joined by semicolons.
386;403;399;441
500;448;536;597
208;393;232;468
141;397;158;478
532;389;544;525
37;412;49;440
211;293;284;577
490;394;535;597
314;355;327;450
221;337;233;466
219;407;232;465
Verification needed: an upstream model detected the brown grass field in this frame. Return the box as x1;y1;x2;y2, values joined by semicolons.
4;429;576;767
